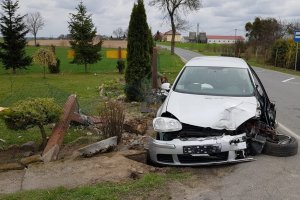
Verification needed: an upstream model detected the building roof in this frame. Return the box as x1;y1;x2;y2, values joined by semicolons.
186;56;249;69
207;35;245;41
164;30;181;35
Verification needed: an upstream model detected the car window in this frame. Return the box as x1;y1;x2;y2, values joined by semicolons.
250;69;264;97
174;66;255;97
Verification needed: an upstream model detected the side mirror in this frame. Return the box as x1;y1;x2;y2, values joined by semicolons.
161;83;171;91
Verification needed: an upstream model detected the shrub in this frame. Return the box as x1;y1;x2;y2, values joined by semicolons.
98;100;125;143
0;98;61;148
33;48;57;78
116;59;125;74
48;58;60;73
271;39;289;68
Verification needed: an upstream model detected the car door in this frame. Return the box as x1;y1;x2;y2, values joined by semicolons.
248;65;276;127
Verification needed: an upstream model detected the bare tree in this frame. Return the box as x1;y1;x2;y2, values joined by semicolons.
26;12;45;46
149;0;202;54
113;27;124;39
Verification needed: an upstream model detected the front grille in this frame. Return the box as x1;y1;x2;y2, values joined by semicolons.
177;152;228;163
157;154;174;163
179;124;231;137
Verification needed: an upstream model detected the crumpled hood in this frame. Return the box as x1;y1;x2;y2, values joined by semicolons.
166;91;258;130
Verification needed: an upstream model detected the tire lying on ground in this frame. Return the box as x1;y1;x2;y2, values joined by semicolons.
263;135;298;157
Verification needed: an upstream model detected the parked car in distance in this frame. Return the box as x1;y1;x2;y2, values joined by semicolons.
147;56;298;166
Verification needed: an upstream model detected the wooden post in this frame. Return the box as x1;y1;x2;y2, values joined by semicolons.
152;47;158;89
295;42;299;71
118;46;122;60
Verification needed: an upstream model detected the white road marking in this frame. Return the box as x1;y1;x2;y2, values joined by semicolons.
282;78;295;83
278;122;300;140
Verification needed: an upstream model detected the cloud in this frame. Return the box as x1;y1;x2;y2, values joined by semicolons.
13;0;300;37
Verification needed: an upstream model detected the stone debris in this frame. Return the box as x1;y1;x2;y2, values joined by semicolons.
20;141;37;152
124;117;148;135
20;155;43;166
23;151;34;157
78;136;118;157
0;163;24;171
116;94;126;101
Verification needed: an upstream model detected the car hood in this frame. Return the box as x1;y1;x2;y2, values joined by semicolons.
166;91;258;130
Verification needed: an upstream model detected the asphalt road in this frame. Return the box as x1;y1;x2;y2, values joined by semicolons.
160;45;300;200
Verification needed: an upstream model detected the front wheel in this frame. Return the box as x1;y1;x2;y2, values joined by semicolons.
263;134;298;157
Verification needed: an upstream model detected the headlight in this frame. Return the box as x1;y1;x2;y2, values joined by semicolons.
153;117;182;132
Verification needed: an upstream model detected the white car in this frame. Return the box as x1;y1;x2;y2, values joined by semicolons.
147;56;298;166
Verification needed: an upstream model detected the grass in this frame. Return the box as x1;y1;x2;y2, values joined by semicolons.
157;48;185;81
0;171;190;200
0;46;184;149
247;58;300;77
157;41;223;56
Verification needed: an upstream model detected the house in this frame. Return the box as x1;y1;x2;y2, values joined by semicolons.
164;30;182;42
207;35;245;44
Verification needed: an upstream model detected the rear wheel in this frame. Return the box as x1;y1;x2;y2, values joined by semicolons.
263;134;298;157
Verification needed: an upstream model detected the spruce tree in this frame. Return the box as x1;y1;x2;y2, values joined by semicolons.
68;1;102;73
125;0;151;101
0;0;32;74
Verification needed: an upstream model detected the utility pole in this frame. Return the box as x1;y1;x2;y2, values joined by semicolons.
234;28;238;57
197;23;199;43
234;28;237;43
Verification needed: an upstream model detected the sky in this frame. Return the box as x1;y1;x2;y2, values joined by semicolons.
16;0;300;38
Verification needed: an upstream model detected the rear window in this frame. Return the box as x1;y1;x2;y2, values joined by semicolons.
174;66;254;97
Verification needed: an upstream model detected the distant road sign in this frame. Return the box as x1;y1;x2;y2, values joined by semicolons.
294;30;300;42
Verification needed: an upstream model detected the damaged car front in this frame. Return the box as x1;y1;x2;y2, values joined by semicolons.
147;56;298;166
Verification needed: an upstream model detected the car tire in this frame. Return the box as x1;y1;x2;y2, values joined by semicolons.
263;135;298;157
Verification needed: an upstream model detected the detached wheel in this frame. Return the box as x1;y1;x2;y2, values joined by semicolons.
263;134;298;157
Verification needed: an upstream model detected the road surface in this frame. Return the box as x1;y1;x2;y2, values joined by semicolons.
160;45;300;200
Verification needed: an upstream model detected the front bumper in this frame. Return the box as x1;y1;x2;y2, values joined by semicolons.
148;133;253;166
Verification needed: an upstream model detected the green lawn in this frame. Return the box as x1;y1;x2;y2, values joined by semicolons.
157;48;184;81
0;172;189;200
0;46;184;149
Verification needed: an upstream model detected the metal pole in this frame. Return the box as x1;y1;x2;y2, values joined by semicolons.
295;42;299;71
152;47;158;89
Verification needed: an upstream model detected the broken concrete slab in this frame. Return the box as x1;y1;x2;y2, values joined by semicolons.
0;163;25;172
42;144;60;163
0;170;25;194
20;155;43;166
78;136;117;157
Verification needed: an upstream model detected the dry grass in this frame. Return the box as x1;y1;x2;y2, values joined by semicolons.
27;39;128;49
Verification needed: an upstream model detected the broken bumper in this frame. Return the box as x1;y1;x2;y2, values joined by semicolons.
148;133;253;166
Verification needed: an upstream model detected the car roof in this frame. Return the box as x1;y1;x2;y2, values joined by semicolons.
185;56;249;69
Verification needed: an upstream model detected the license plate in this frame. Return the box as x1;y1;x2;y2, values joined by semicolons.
183;145;221;154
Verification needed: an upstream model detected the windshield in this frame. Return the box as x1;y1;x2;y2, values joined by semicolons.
174;66;254;96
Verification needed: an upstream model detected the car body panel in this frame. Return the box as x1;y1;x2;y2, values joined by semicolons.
165;92;257;130
148;133;254;166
